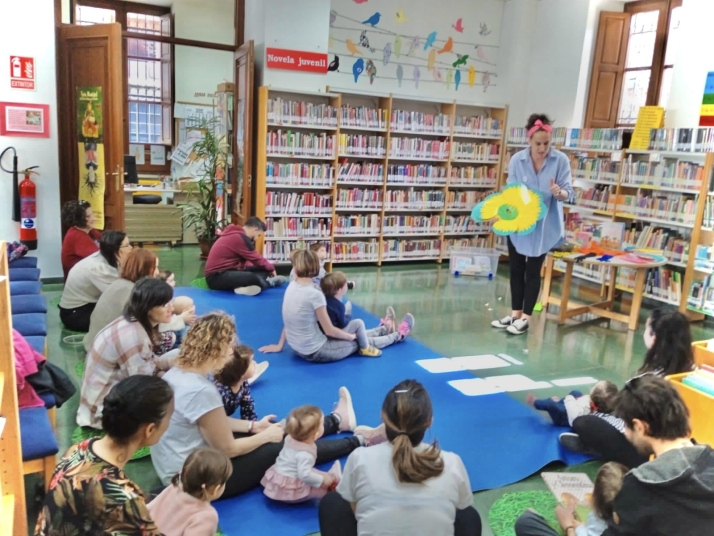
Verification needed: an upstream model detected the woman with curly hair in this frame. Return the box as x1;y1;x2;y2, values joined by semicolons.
77;277;176;429
61;200;102;279
152;312;386;498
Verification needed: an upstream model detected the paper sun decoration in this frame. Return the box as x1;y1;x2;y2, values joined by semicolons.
470;184;547;236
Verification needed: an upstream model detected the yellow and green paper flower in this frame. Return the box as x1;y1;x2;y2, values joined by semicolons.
471;184;547;236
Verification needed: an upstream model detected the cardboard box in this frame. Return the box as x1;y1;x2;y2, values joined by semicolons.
216;82;235;93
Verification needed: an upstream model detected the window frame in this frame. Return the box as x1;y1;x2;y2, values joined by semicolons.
617;0;682;127
75;0;174;173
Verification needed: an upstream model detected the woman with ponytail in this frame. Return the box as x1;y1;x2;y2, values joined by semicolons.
36;376;174;535
319;379;482;536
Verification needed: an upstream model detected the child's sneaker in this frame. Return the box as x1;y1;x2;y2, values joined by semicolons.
347;281;356;290
491;315;515;329
380;306;396;333
559;432;596;455
345;300;353;318
354;423;387;446
247;361;269;386
267;275;288;287
507;317;529;335
332;386;356;432
397;313;414;341
359;346;382;357
235;285;262;296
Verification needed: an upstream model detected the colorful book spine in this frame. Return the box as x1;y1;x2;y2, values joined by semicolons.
265;192;332;215
267;130;336;157
335;188;383;209
338;134;387;156
332;240;380;262
387;164;447;185
266;163;335;186
385;189;445;210
337;161;384;184
265;217;332;238
340;105;387;129
453;115;503;137
390;110;451;134
267;98;338;126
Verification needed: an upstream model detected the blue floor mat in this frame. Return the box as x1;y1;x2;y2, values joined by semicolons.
175;286;588;536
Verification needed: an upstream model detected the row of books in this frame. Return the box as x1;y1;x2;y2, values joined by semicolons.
267;131;336;157
267;99;338;127
693;244;714;273
451;142;499;162
623;225;689;265
266;163;334;186
383;215;443;235
689;275;714;312
621;159;704;191
495;235;508;254
333;241;380;262
332;237;487;263
507;126;568;146
335;215;380;235
340;106;387;129
447;236;490;249
385;189;445;209
389;138;450;159
390;110;451;134
387;164;448;184
563;128;623;150
265;240;331;263
677;369;714;397
563;216;625;249
338;134;387;156
382;239;442;259
445;215;490;234
337;162;383;184
450;165;498;185
571;157;620;183
617;193;697;226
571;186;615;212
446;190;488;210
265;192;332;215
702;198;714;228
265;217;332;239
647;128;714;153
453;116;503;137
335;188;383;208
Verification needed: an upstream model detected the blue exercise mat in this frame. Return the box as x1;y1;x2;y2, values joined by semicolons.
175;286;588;536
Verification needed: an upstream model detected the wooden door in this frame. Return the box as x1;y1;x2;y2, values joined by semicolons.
232;40;254;225
57;23;125;231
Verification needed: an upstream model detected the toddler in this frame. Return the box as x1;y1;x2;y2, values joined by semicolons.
261;405;342;503
290;243;355;289
210;345;269;419
157;269;196;347
527;380;618;427
148;447;232;536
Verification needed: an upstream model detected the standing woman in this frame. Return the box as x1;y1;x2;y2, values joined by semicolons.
61;200;102;280
492;114;573;335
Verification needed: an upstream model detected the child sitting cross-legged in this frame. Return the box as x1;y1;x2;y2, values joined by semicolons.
261;405;343;503
526;380;619;427
210;345;269;419
148;447;232;536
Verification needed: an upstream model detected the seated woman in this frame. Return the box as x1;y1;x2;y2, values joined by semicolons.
59;230;130;333
77;277;176;429
60;200;102;280
319;379;481;536
151;312;385;498
36;375;173;535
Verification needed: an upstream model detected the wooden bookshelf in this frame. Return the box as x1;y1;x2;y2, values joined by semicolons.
0;243;28;536
254;86;507;266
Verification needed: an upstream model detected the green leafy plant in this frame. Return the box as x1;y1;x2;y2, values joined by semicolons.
178;118;229;243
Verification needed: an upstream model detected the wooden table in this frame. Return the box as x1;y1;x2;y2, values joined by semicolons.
541;254;667;331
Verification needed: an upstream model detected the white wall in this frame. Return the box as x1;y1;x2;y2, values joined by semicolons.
0;0;62;278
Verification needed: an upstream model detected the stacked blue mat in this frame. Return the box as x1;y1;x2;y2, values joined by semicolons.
176;286;588;536
8;256;59;463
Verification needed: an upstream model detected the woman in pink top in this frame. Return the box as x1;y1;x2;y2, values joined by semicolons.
61;200;102;279
148;447;232;536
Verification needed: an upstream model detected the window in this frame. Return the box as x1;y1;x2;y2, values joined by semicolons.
75;1;173;165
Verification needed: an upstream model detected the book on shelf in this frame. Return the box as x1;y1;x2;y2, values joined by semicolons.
623;225;689;265
446;190;489;210
694;244;714;273
335;214;380;235
563;128;623;150
445;215;490;234
268;98;337;127
383;215;443;235
571;156;620;183
595;222;625;249
390;110;451;134
451;142;499;162
385;189;445;210
508;126;567;146
453;115;503;137
615;193;697;226
449;165;498;187
333;240;380;262
569;185;616;212
647;128;714;153
265;217;332;239
389;138;450;159
622;158;703;191
387;164;447;185
382;238;442;259
265;191;332;215
266;162;335;186
337;161;384;184
340;105;387;129
267;130;336;157
335;188;383;209
264;240;332;263
444;237;490;250
339;134;387;156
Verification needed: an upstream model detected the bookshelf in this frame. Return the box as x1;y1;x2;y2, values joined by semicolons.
0;243;28;536
254;86;507;266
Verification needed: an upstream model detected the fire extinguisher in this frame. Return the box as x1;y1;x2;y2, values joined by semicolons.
19;166;40;250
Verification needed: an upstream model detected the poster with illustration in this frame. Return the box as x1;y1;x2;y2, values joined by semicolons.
78;141;106;229
77;86;103;142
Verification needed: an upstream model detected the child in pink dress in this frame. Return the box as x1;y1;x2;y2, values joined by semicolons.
261;405;342;503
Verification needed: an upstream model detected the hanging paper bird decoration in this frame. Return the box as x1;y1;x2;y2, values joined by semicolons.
352;58;365;82
346;39;362;56
452;18;464;33
413;65;421;89
330;10;337;27
479;23;491;36
446;69;454;89
396;8;408;23
474;45;488;63
365;59;377;85
329;33;335;48
468;66;476;88
407;37;420;56
383;42;392;65
394;35;402;58
424;31;437;50
396;64;404;87
353;0;369;3
362;12;381;27
360;31;375;53
455;69;461;91
453;54;468;68
328;55;340;72
437;37;453;55
482;72;491;92
427;49;436;71
433;67;443;82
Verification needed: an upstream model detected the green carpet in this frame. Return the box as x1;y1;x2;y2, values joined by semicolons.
71;426;151;461
488;490;561;536
191;277;210;290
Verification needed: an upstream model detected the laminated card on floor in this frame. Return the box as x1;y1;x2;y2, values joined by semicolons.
485;374;552;392
448;378;504;396
416;358;466;373
551;377;600;387
451;354;511;370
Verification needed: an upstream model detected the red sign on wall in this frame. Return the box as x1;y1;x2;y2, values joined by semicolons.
266;48;328;74
10;56;35;90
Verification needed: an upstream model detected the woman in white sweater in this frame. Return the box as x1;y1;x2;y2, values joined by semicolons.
59;230;131;332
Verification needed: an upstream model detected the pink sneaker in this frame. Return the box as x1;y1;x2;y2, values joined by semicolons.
397;313;414;341
354;423;387;446
380;306;396;334
526;393;536;407
332;387;356;433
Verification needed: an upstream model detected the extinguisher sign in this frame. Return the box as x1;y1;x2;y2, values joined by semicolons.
10;56;35;91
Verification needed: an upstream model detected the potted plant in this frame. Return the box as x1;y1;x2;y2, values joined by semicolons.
178;118;229;259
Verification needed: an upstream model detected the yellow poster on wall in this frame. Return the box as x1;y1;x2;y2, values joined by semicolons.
78;142;106;229
630;106;665;150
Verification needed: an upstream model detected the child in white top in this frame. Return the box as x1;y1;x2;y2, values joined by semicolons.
261;404;342;503
527;380;619;427
289;242;355;290
157;269;196;347
148;447;232;536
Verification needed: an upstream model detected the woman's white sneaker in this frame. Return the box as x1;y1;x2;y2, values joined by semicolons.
491;315;515;329
507;318;529;335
